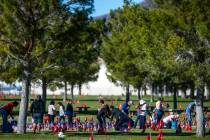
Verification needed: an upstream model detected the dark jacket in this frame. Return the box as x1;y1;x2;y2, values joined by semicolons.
66;103;73;116
110;108;124;121
30;99;44;114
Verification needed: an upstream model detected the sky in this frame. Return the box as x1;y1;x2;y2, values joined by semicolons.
92;0;143;17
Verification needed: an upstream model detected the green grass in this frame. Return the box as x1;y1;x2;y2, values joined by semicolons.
0;95;210;139
0;130;210;140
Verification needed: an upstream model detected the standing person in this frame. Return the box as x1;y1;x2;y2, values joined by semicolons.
155;98;164;122
97;104;110;134
185;102;195;127
66;100;74;128
48;100;56;125
99;99;106;128
0;101;18;132
58;102;65;123
30;95;44;133
134;99;147;131
121;100;133;115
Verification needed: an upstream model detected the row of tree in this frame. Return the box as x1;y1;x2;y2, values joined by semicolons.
0;0;103;134
101;0;209;137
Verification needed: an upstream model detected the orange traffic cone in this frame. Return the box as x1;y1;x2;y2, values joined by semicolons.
186;124;192;131
156;130;163;140
146;133;151;140
89;130;93;140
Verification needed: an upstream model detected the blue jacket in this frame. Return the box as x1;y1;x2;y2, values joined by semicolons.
186;102;195;114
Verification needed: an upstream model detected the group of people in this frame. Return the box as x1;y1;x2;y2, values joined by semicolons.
96;98;198;133
30;95;74;133
0;95;199;134
96;98;165;133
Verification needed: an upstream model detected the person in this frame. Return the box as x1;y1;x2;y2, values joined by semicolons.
99;99;106;128
66;100;74;128
58;102;65;123
155;98;164;122
48;100;56;125
134;99;147;131
97;104;110;134
121;100;133;115
30;95;44;133
0;101;18;132
110;105;123;129
185;102;195;127
163;114;179;128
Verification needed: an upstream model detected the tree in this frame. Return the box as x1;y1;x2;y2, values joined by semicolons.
154;0;210;137
102;3;184;102
0;0;95;133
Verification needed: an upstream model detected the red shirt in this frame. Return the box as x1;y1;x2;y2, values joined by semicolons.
1;102;15;114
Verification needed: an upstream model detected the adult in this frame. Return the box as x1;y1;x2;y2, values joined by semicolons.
121;100;133;115
30;95;44;133
97;104;110;133
0;101;18;132
66;100;74;128
185;102;195;127
48;100;56;125
110;105;129;131
134;99;147;131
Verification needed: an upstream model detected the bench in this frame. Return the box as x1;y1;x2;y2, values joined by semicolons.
76;106;90;111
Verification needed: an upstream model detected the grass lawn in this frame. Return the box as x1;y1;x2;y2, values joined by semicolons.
0;130;210;140
0;95;210;139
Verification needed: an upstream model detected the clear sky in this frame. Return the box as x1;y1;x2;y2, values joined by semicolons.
92;0;143;17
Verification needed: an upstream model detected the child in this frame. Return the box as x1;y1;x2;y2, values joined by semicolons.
58;102;65;123
134;100;147;130
48;100;56;126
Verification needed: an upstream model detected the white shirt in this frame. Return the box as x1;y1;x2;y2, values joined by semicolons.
48;105;55;115
59;106;65;116
163;115;175;124
140;104;147;116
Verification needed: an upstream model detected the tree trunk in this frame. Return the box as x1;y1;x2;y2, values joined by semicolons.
63;81;67;102
190;83;195;99
17;76;30;134
144;85;147;96
173;85;177;110
163;85;167;96
137;85;141;100
158;85;163;97
151;83;155;103
71;84;74;100
196;87;205;137
126;84;130;102
78;83;82;96
181;88;187;99
205;83;210;100
41;76;47;113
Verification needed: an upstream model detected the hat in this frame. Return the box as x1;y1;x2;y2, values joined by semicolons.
128;101;133;105
139;100;145;105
